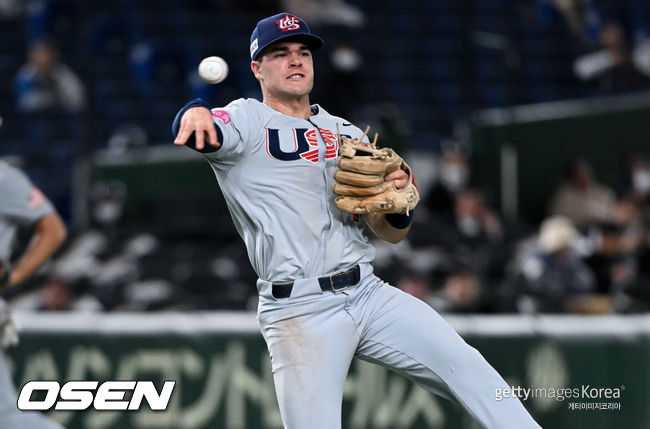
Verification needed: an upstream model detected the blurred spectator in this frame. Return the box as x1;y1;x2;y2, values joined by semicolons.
39;275;71;310
420;188;506;287
629;155;650;198
12;37;86;217
36;274;102;312
397;274;434;305
45;180;134;310
574;20;650;94
430;269;485;313
509;216;597;313
13;38;86;113
453;188;503;244
627;234;650;311
89;180;128;233
584;222;637;295
425;140;472;217
548;159;617;227
619;153;650;208
611;195;645;253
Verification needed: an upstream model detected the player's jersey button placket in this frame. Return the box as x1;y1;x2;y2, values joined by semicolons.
306;118;334;278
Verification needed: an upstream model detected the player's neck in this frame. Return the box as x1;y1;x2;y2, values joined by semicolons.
263;95;312;119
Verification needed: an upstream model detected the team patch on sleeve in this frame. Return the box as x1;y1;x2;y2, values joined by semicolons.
211;109;231;125
27;188;45;209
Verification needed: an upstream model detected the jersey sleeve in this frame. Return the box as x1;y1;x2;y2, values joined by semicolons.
0;165;54;226
171;98;257;164
203;98;257;163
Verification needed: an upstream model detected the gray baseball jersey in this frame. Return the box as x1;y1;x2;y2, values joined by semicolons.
183;98;540;428
0;161;63;429
0;160;54;264
202;98;374;282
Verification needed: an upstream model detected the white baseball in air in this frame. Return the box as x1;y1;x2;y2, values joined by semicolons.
198;56;228;84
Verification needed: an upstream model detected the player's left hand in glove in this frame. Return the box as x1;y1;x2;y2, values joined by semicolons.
332;127;419;215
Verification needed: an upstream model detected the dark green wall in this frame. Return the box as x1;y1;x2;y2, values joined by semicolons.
471;101;650;224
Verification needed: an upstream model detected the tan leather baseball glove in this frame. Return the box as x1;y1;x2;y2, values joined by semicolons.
333;127;420;215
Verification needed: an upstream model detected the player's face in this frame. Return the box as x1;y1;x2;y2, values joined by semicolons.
252;42;314;100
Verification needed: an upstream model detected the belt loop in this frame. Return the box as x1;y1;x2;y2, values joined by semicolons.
271;282;293;299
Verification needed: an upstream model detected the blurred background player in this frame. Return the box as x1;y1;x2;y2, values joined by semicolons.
0;147;67;428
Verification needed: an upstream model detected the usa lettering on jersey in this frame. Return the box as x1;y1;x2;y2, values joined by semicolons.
265;127;338;163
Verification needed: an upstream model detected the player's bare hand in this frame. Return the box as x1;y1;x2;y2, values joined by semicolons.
385;169;408;190
174;107;220;151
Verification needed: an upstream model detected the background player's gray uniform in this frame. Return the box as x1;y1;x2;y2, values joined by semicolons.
197;98;540;428
0;160;64;429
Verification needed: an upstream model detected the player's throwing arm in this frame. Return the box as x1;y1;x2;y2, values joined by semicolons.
174;56;230;151
173;107;219;151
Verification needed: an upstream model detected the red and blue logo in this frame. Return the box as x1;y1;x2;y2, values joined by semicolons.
266;128;340;163
274;14;301;32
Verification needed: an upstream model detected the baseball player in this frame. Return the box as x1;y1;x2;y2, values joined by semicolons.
172;13;541;429
0;158;67;429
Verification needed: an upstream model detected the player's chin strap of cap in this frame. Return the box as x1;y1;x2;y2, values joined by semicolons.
271;265;361;299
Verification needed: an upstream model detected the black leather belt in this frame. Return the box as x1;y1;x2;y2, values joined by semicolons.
272;265;361;299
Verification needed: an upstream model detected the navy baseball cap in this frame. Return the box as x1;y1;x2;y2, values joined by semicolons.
250;13;324;60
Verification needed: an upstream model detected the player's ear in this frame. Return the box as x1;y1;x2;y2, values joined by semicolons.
251;60;263;80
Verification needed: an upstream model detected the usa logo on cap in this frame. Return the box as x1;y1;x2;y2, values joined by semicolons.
275;14;301;32
249;12;324;60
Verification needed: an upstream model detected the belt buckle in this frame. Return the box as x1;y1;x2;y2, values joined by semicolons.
329;274;347;292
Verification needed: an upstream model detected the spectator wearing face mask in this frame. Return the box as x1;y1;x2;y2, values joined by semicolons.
620;153;650;210
425;140;472;218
